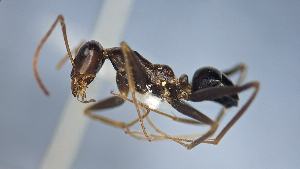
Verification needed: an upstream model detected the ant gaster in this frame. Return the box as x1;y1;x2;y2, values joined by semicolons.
33;15;259;149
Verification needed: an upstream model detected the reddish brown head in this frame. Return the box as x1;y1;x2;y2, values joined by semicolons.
71;40;106;103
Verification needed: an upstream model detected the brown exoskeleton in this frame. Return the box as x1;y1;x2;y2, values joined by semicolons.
33;15;259;149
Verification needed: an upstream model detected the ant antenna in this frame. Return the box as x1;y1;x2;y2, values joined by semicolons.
33;15;75;95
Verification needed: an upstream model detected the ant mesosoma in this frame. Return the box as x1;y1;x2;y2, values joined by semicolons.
33;15;259;149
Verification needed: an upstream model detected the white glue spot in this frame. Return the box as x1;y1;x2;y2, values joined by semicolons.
136;92;162;109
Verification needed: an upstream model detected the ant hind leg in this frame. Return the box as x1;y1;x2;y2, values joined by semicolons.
188;81;259;147
223;63;247;85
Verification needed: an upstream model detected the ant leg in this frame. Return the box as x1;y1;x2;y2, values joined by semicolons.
125;129;171;141
145;108;228;146
111;91;203;125
112;88;225;149
33;15;74;96
136;107;224;148
105;97;212;147
83;73;154;139
145;116;194;147
223;63;247;85
116;96;224;148
170;100;214;125
84;96;126;128
124;130;165;141
169;100;226;149
120;42;152;141
56;40;85;70
130;112;233;146
124;108;168;141
124;113;149;129
188;81;259;148
124;108;194;145
84;95;150;132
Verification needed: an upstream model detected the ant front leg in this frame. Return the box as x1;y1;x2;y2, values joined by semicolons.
188;81;259;147
84;96;150;131
120;42;152;141
84;96;127;128
84;73;150;136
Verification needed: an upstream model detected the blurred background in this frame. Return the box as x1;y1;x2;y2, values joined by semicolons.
0;0;300;169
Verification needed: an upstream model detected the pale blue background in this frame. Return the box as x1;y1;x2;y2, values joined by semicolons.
0;0;299;169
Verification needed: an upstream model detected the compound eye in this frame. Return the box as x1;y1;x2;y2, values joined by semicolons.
83;47;91;56
83;45;98;58
73;41;104;75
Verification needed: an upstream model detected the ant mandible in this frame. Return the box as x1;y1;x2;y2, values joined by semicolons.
33;15;259;150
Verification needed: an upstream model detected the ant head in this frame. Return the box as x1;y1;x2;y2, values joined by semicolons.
71;40;106;103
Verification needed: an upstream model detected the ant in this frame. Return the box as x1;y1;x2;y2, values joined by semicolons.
33;15;259;150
